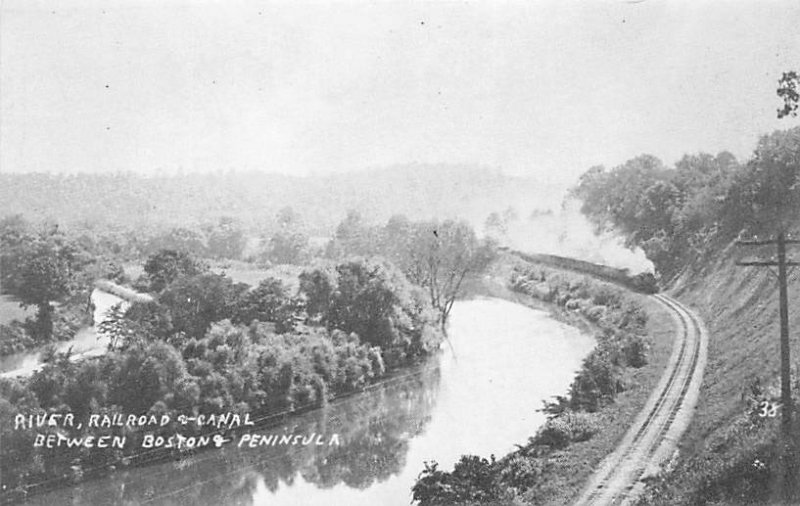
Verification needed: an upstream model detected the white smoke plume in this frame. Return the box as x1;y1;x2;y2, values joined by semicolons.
483;199;654;275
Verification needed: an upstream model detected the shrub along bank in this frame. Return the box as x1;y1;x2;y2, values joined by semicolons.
412;256;674;505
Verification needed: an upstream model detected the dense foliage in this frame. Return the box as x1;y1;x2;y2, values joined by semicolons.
326;213;495;331
300;258;442;368
571;126;800;280
141;249;209;292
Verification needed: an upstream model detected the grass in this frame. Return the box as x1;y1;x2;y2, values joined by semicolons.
217;261;303;290
123;260;304;291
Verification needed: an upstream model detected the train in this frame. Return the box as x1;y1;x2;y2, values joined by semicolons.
501;247;660;294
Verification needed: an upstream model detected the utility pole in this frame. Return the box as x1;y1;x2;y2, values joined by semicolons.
737;232;800;502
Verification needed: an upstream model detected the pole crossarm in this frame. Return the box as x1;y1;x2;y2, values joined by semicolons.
737;239;800;246
736;261;800;267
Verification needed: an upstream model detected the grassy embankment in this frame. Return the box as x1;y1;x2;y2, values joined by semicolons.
635;242;800;505
452;251;675;505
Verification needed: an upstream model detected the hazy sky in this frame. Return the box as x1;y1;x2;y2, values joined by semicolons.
2;0;799;186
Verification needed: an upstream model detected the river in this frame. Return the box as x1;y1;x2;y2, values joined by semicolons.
19;297;595;505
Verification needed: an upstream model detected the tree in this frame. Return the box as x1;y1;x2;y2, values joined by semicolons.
97;303;133;351
107;341;188;413
326;210;380;259
207;217;247;260
413;456;508;506
405;220;495;332
298;264;338;323
483;212;506;240
276;206;302;229
572;155;695;276
145;227;207;257
778;71;799;119
299;258;442;363
12;231;79;340
98;300;174;349
232;278;297;332
143;249;208;292
268;230;309;265
380;214;414;269
0;214;31;294
724;127;800;236
264;207;309;265
159;273;244;340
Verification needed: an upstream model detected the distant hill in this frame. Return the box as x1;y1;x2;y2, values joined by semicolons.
0;165;564;234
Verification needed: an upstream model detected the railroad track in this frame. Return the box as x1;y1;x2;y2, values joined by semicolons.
573;293;708;506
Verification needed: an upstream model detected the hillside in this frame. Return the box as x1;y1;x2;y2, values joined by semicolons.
0;165;562;235
634;241;800;504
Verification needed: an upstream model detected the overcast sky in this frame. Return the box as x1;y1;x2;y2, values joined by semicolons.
2;0;799;186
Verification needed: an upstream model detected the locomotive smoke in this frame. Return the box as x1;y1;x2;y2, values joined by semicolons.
485;199;654;275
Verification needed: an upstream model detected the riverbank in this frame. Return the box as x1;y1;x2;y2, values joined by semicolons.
415;252;675;505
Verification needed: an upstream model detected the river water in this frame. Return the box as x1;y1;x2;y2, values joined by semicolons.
20;297;594;506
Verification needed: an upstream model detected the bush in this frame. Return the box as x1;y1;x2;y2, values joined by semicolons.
592;286;622;308
622;334;648;368
535;412;600;448
537;417;573;449
0;322;34;355
412;456;511;506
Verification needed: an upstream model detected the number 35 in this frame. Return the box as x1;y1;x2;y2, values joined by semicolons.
759;401;779;418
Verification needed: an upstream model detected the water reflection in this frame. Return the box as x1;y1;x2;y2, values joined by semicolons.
31;365;441;506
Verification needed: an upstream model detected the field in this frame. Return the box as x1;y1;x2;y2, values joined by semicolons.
122;260;303;292
0;294;32;325
216;261;303;290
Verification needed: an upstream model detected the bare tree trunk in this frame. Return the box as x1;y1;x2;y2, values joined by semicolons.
36;302;54;341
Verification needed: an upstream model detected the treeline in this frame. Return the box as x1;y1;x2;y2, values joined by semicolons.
412;264;649;505
0;165;548;238
571;126;800;279
0;206;314;272
129;208;314;264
